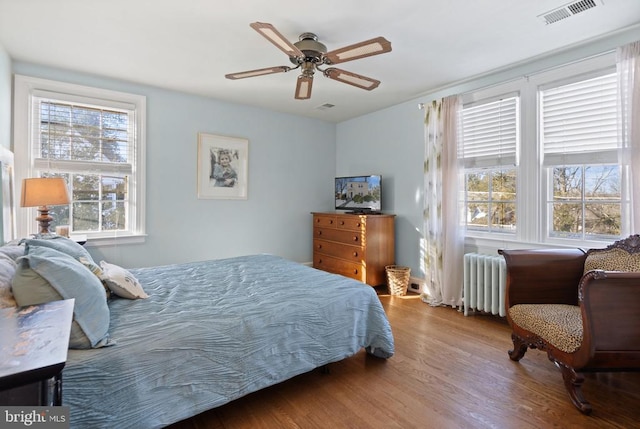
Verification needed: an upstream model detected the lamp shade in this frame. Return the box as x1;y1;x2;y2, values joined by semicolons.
20;178;70;208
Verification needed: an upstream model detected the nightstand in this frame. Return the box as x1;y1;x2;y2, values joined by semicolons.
0;299;74;406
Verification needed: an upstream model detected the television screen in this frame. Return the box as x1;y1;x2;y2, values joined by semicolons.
335;175;382;213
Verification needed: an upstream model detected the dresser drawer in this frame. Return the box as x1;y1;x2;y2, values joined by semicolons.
313;214;338;228
336;216;365;231
313;254;365;282
314;227;363;246
313;239;365;263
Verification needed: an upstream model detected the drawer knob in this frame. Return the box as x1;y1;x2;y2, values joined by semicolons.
353;269;358;275
329;220;333;224
340;221;345;225
317;244;322;249
353;251;358;257
353;236;358;242
318;231;322;236
356;223;361;227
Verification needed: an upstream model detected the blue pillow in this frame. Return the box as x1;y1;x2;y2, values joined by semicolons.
11;246;111;349
21;236;94;264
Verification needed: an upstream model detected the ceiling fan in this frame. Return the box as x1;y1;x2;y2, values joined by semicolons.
225;22;392;100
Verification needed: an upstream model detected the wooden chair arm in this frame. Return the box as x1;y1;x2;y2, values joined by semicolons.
499;248;587;308
579;270;640;357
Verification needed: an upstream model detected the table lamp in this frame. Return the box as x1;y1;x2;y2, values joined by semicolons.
20;177;70;236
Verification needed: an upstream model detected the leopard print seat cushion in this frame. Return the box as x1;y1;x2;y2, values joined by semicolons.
583;248;640;275
509;304;583;354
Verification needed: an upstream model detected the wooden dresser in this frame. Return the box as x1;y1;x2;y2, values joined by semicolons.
312;212;395;286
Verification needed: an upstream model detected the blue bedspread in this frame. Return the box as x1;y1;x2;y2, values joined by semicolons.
63;254;394;428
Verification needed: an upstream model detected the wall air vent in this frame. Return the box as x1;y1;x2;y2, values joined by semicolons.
538;0;600;25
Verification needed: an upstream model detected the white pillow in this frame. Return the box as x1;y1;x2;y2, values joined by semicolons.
99;261;149;299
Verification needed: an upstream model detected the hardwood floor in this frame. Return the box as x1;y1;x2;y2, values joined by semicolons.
167;291;640;429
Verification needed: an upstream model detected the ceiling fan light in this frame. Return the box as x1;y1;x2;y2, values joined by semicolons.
228;23;390;97
295;75;313;99
324;68;380;90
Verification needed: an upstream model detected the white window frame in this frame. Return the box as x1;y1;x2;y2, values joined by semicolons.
532;53;623;248
461;79;523;240
538;67;620;245
13;75;146;245
462;52;628;250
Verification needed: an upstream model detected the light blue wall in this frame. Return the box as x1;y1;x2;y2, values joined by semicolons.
336;26;640;278
12;62;337;268
336;102;424;276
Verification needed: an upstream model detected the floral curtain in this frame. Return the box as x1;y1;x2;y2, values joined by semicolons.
617;41;640;235
422;95;464;308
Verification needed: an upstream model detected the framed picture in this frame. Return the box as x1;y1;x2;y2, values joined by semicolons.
197;133;248;199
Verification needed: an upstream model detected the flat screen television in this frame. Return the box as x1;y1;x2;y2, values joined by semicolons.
335;175;382;213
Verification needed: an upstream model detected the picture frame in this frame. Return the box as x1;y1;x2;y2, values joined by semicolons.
197;133;249;199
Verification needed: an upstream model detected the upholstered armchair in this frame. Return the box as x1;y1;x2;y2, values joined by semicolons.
499;235;640;414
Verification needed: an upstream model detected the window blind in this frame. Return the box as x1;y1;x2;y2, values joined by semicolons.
32;96;134;175
541;72;617;165
461;96;518;168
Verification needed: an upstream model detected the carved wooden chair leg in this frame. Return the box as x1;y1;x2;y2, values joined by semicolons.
557;362;592;415
508;333;528;361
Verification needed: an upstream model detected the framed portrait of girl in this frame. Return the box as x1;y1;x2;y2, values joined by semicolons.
197;133;248;199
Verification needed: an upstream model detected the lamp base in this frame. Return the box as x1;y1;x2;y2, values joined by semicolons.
35;206;54;235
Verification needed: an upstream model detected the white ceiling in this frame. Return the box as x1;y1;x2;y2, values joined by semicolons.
1;0;639;122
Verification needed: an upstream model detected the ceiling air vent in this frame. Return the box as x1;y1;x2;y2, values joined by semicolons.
538;0;600;25
315;103;335;111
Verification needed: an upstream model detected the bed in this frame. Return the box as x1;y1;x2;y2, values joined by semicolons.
0;241;394;429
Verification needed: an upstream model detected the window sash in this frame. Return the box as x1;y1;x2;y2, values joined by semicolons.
32;96;135;167
541;72;618;165
461;95;519;168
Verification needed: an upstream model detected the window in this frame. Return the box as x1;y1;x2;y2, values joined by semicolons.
464;168;517;233
13;75;146;243
461;96;519;234
540;72;621;241
459;53;629;247
547;165;620;239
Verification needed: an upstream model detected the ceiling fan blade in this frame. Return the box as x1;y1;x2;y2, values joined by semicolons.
295;75;313;99
225;66;292;80
250;22;304;58
324;37;391;65
323;68;380;91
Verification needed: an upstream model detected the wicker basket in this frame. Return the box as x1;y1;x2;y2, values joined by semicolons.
385;265;411;296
